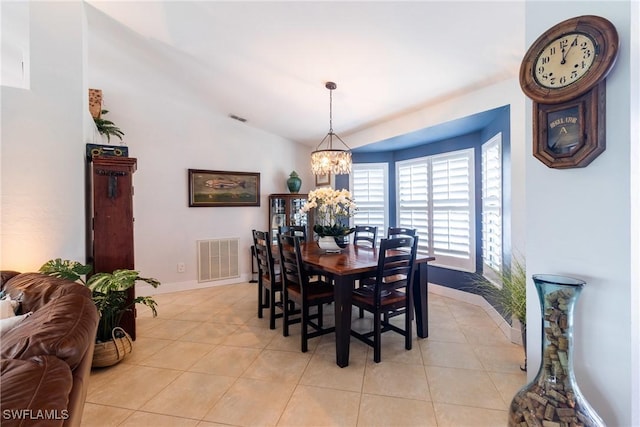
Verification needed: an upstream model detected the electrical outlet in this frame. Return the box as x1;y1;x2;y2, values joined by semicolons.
177;262;186;273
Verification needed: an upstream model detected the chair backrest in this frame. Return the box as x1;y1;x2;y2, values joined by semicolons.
353;225;378;248
277;233;306;292
373;236;419;301
387;227;417;239
252;229;277;283
278;225;307;242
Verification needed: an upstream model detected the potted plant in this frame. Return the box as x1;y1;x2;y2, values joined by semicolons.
39;259;160;367
300;187;357;251
93;109;125;143
472;256;527;370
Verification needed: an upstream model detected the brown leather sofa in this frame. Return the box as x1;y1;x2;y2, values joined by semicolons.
1;271;99;427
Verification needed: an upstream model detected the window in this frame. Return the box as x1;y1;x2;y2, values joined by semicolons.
351;163;388;241
397;148;475;272
482;133;503;280
397;161;429;253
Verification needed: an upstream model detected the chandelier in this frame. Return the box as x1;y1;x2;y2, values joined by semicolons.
310;82;352;176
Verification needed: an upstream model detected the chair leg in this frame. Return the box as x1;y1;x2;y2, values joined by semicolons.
269;288;276;330
317;304;323;328
257;282;264;318
356;280;365;318
301;303;309;353
374;311;382;363
406;299;412;350
283;294;290;337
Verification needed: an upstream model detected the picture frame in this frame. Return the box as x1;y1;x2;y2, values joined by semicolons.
315;172;331;186
188;169;260;207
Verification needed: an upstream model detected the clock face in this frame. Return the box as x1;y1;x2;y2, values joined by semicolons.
520;15;618;103
534;32;596;89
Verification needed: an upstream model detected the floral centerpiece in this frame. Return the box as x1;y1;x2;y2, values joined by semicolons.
300;188;357;250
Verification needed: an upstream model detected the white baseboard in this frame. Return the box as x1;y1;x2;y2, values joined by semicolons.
136;273;252;296
428;283;523;345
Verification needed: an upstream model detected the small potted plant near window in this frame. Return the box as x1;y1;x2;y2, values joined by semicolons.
39;259;160;367
472;256;527;370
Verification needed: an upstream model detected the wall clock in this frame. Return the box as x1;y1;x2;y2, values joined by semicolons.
519;15;619;168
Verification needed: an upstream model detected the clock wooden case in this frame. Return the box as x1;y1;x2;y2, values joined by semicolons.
519;15;619;169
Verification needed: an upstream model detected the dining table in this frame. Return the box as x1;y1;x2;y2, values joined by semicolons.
299;242;435;368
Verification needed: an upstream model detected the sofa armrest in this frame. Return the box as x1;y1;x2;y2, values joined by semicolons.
0;356;73;427
2;273;91;313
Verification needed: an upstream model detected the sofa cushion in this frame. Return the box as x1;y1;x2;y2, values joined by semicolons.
0;293;98;371
2;273;91;313
0;356;72;427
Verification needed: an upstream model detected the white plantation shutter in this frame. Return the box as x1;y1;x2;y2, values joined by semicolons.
351;163;388;239
397;148;475;272
482;134;502;278
397;161;429;253
431;150;474;270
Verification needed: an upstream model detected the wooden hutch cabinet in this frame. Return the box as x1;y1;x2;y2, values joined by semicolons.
87;156;137;339
268;193;313;243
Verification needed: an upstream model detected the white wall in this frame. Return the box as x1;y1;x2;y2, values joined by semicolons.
86;5;311;292
525;2;638;426
631;2;640;423
1;2;312;288
1;1;89;271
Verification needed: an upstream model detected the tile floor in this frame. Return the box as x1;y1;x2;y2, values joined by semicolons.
82;282;526;426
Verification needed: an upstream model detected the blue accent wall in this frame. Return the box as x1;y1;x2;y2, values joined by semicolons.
347;105;511;293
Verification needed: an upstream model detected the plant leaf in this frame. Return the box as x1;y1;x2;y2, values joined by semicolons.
468;255;526;325
39;258;91;284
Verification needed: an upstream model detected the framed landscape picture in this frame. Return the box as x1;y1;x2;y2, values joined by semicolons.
188;169;260;207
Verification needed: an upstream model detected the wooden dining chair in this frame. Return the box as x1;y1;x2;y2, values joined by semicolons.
278;225;307;241
350;236;419;363
277;233;335;352
353;225;378;248
352;225;378;317
387;226;417;239
281;224;331;281
252;229;283;329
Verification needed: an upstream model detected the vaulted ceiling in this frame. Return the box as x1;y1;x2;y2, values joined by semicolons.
87;1;525;149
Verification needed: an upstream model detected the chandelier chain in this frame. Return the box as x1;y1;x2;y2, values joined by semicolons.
329;86;333;135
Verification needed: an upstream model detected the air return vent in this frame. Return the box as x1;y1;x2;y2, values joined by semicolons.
197;238;240;282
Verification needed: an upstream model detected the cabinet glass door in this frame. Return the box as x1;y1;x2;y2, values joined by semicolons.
270;197;286;242
268;194;312;244
290;198;308;228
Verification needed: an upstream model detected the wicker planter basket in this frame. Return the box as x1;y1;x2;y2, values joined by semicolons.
92;327;133;368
